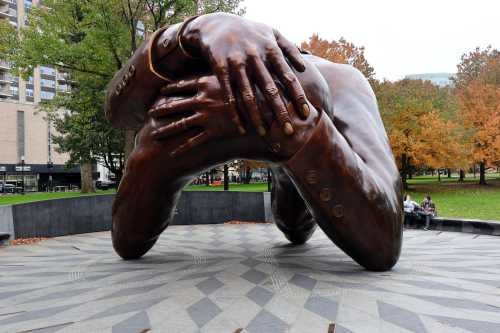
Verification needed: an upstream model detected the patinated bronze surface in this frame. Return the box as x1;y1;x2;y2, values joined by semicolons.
105;13;403;271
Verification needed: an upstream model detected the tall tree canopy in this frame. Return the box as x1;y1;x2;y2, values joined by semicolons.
301;34;375;83
376;79;467;188
454;46;500;184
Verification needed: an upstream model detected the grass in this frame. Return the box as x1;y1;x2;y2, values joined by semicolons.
1;174;499;221
405;173;500;221
0;189;115;206
184;182;269;192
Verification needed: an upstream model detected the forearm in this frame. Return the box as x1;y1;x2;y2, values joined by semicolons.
283;112;403;270
105;21;208;129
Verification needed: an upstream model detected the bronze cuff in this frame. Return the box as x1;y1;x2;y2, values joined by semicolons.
177;15;202;59
147;25;174;82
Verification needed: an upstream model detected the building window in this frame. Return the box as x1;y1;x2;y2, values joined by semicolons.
26;88;34;97
40;66;56;76
10;85;18;96
28;76;33;84
41;78;55;88
41;91;55;100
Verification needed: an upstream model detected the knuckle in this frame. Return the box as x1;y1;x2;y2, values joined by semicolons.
241;89;255;103
245;44;259;58
228;54;245;69
283;72;297;84
264;84;280;97
264;43;277;54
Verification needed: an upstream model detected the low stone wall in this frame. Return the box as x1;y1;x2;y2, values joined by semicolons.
2;192;499;240
1;191;269;239
12;195;115;239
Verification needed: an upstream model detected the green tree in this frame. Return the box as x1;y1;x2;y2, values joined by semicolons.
1;0;244;192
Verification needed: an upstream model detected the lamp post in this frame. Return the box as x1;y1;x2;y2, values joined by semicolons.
21;155;25;195
267;168;272;192
0;166;6;194
47;161;53;192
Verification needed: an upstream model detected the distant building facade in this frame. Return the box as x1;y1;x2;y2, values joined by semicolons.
404;73;456;87
0;0;82;192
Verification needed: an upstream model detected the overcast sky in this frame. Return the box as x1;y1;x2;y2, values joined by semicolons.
243;0;499;81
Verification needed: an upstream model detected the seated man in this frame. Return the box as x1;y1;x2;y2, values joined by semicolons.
105;13;403;271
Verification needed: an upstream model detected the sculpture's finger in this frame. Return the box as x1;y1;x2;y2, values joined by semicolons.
151;114;203;140
230;60;266;136
148;97;200;117
268;51;310;119
251;57;294;136
170;131;210;157
160;78;200;95
274;29;306;72
211;57;246;134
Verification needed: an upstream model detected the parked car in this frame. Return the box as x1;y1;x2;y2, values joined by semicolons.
96;180;117;190
0;183;16;194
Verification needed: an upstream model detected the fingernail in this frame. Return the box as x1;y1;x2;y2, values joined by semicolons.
302;104;310;117
283;122;294;135
258;126;266;136
238;126;246;134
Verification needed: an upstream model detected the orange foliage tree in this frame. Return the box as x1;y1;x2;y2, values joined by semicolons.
300;34;375;83
454;46;500;184
376;79;467;188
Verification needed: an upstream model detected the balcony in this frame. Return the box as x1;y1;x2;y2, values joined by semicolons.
0;60;10;71
0;7;16;19
0;74;12;84
57;72;70;82
0;88;13;97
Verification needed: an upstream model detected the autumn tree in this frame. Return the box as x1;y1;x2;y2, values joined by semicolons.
454;46;500;185
301;34;375;83
377;79;467;188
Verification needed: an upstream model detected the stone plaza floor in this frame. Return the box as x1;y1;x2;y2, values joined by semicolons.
0;224;500;333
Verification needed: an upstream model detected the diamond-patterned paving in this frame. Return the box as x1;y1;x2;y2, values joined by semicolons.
1;224;500;332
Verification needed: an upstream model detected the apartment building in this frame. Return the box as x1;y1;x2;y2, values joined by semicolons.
0;0;81;192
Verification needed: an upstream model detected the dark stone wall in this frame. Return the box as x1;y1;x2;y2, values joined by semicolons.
10;191;267;238
12;195;114;238
173;191;265;225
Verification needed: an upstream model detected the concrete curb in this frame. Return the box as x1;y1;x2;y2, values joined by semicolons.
404;216;500;236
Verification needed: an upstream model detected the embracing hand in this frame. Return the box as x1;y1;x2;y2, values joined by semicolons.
149;75;320;161
148;76;241;157
179;13;310;136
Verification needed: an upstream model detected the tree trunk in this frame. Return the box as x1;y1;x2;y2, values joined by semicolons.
223;164;229;191
438;170;441;182
447;169;451;178
479;161;486;185
401;153;409;190
267;168;272;192
124;129;135;163
244;167;252;184
80;161;95;193
459;169;465;182
205;172;210;186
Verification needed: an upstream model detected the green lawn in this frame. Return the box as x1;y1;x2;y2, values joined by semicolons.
0;190;115;206
405;174;500;221
184;183;269;192
1;175;499;221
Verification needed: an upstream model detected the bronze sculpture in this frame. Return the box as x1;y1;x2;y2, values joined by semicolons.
105;13;403;271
